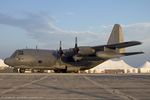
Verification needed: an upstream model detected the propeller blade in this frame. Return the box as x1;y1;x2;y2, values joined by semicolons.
75;37;78;48
59;41;63;56
74;37;79;54
59;41;62;51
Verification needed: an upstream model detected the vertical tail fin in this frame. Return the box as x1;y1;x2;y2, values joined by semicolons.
106;24;125;53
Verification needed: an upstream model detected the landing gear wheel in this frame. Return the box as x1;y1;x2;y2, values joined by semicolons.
31;69;35;73
13;68;18;73
37;69;44;73
38;70;44;73
54;67;67;73
19;68;25;73
54;69;61;73
62;66;67;73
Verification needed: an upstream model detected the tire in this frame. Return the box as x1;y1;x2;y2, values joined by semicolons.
13;68;18;73
19;68;25;73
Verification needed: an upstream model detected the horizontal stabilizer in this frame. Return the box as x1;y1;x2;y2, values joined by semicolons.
93;41;142;51
106;41;142;49
121;52;144;56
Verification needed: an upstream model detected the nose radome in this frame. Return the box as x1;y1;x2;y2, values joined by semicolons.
4;58;10;65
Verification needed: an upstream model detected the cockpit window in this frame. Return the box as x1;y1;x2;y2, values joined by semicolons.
11;51;17;57
11;50;24;58
18;50;24;55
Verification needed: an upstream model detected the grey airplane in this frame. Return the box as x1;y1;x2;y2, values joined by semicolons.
4;24;143;73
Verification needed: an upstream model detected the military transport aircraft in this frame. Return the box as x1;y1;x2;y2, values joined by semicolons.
4;24;143;73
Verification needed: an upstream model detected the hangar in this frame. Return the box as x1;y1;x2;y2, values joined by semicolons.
0;59;8;69
139;61;150;73
86;59;138;74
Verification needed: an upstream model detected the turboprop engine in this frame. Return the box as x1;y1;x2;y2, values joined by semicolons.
96;51;123;59
78;47;95;56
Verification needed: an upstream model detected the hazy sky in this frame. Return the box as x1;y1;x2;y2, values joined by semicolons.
0;0;150;67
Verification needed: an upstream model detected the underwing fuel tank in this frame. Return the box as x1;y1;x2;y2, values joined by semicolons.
96;51;123;59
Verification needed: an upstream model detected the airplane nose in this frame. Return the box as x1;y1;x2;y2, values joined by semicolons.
4;58;11;65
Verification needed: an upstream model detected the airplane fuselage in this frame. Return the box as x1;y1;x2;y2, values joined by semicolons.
4;49;105;72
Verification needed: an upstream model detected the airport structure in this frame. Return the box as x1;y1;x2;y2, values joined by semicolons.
0;59;8;69
84;59;150;74
139;61;150;73
85;59;138;74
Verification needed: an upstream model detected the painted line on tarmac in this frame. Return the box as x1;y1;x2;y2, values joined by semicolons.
0;96;101;100
83;76;138;100
0;75;48;96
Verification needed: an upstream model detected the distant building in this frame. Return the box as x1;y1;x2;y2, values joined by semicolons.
0;59;8;69
140;61;150;73
85;59;138;74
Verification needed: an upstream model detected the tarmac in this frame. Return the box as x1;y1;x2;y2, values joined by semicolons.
0;73;150;100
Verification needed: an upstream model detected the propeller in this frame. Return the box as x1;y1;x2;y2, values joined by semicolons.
73;37;79;54
57;37;80;62
58;41;63;56
72;37;81;62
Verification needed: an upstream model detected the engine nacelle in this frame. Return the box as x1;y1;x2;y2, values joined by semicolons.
78;47;95;56
73;55;83;62
96;51;123;59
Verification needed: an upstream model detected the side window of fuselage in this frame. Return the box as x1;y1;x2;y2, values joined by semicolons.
11;50;24;58
18;50;24;55
11;51;17;58
38;60;42;64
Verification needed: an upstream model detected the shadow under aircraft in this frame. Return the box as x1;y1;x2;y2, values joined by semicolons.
4;24;143;73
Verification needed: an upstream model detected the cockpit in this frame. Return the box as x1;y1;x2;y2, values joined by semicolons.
11;50;24;58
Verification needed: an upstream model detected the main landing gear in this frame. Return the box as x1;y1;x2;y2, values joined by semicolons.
13;68;25;73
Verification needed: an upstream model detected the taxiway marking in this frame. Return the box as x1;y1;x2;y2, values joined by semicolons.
0;75;48;96
83;76;138;100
